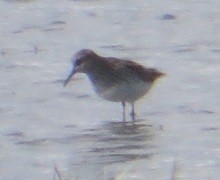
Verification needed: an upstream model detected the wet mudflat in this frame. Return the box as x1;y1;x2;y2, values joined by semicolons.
0;0;220;179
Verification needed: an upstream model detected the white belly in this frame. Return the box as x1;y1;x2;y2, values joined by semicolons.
98;80;151;103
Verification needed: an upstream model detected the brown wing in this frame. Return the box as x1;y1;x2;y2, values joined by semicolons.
106;58;165;83
124;63;165;83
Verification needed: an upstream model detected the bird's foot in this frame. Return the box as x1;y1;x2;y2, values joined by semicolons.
130;112;136;122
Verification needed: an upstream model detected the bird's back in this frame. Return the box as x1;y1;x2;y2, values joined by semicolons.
105;57;164;83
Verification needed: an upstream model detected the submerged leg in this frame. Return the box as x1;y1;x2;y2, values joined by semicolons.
122;101;126;122
130;103;136;122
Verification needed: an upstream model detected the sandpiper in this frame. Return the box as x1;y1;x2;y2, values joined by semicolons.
64;49;165;122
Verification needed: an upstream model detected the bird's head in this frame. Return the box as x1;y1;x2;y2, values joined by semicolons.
64;49;98;86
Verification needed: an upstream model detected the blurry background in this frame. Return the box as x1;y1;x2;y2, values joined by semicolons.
0;0;219;179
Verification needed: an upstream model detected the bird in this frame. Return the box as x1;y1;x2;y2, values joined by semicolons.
64;49;165;122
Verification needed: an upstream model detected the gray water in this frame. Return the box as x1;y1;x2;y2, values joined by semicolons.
0;0;220;179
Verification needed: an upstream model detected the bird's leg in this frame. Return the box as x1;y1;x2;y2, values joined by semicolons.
122;101;126;122
130;103;136;122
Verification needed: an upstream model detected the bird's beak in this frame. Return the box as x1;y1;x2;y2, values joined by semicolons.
64;67;77;87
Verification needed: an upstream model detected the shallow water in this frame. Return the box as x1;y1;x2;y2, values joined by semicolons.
0;0;220;179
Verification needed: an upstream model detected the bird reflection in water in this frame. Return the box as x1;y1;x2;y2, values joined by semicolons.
85;119;157;165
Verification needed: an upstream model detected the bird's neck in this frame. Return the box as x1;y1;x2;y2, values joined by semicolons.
86;59;116;93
